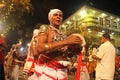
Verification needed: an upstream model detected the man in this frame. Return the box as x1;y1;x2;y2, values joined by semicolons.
28;9;82;80
92;33;116;80
5;42;26;80
23;27;40;76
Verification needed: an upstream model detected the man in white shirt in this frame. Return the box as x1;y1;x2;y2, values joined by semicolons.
92;33;116;80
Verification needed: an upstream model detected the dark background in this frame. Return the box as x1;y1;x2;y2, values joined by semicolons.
28;0;120;26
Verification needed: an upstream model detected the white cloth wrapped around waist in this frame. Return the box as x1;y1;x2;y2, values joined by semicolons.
30;60;68;80
58;60;72;67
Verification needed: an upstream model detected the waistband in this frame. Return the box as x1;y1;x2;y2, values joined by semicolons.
37;54;66;69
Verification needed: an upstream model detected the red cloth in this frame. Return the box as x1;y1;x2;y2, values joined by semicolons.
0;51;5;64
0;35;5;44
115;56;119;69
74;53;82;80
37;54;66;69
0;35;6;64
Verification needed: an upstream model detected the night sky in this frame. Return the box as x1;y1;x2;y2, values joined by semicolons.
27;0;120;27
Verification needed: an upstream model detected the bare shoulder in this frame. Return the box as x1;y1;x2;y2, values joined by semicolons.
39;24;49;33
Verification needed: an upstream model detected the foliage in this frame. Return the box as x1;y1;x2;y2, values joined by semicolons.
0;0;33;35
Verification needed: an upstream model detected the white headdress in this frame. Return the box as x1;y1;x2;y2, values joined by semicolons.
48;9;62;21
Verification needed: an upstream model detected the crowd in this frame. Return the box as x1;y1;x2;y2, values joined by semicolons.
0;8;120;80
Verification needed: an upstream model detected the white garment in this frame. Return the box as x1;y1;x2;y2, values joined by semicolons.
58;61;71;67
95;41;115;80
28;64;68;80
80;65;90;80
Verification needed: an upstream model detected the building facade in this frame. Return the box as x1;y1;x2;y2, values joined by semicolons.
61;5;120;47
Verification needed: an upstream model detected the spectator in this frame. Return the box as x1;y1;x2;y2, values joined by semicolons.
92;33;116;80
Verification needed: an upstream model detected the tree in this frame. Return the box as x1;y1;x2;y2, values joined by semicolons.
0;0;33;35
0;0;33;51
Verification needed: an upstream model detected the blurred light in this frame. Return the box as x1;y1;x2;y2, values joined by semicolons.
87;28;91;31
81;22;85;26
79;10;87;18
87;28;92;32
1;34;4;36
0;4;5;8
27;43;30;46
66;21;71;24
72;16;75;20
116;18;120;21
88;30;92;33
111;32;115;35
101;13;106;17
101;30;105;33
98;32;103;37
110;16;113;19
19;41;22;44
20;47;24;52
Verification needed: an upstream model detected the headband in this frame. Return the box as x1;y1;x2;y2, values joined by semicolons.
48;9;62;21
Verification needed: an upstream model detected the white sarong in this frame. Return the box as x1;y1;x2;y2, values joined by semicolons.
28;55;68;80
